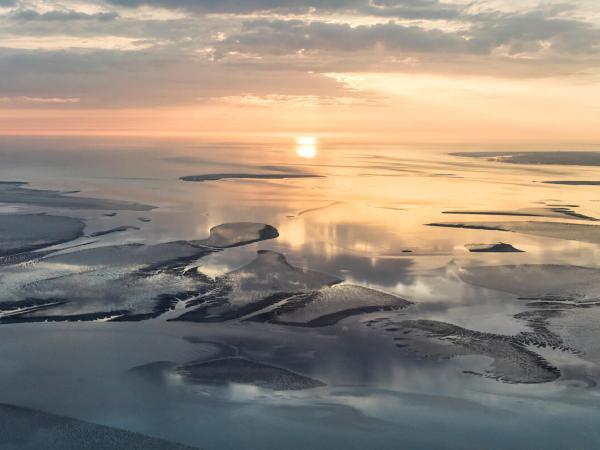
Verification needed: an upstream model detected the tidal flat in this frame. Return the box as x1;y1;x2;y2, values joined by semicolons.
1;137;600;449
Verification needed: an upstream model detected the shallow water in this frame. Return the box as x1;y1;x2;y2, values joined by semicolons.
1;137;600;449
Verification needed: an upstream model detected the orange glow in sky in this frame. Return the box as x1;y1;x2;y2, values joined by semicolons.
1;0;600;143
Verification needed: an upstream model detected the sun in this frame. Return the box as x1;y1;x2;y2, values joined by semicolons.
295;136;317;158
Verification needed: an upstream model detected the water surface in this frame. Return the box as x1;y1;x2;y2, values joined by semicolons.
1;137;600;449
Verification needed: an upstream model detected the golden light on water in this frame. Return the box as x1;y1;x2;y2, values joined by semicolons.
295;136;318;158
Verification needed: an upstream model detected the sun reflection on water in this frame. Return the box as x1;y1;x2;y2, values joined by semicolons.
295;136;318;158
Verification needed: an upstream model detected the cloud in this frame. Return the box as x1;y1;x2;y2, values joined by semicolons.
214;19;474;56
105;0;463;20
0;48;349;107
468;9;600;56
217;5;600;57
215;93;375;106
0;96;80;104
0;36;158;51
0;0;599;110
8;9;119;22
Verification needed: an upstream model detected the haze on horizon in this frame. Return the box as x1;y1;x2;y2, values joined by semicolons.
1;0;600;142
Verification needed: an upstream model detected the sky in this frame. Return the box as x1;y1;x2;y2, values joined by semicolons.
1;0;600;141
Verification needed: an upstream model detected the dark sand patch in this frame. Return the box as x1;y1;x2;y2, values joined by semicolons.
543;181;600;186
451;151;600;166
195;222;279;248
442;207;597;221
180;173;323;182
428;221;600;244
428;223;508;232
247;284;411;327
517;306;600;366
174;251;410;325
0;181;154;211
0;223;279;323
456;264;600;301
455;263;600;369
164;156;305;175
456;263;600;364
367;319;560;384
177;357;325;390
0;403;195;450
258;165;309;174
0;249;215;322
514;309;572;352
0;214;84;256
429;173;463;178
173;250;341;323
465;243;524;253
296;201;342;217
89;226;140;237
